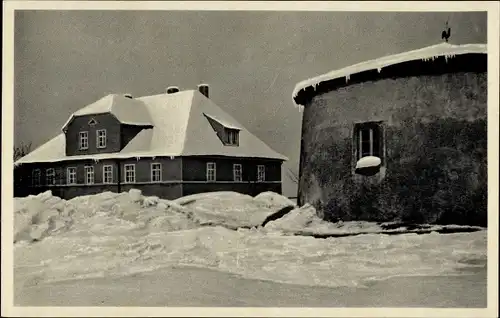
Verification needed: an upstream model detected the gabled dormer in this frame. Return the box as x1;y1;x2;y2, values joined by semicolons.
62;94;153;156
203;113;241;147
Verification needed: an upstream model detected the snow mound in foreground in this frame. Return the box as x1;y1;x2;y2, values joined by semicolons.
264;204;382;235
263;203;485;236
14;190;199;243
13;190;487;290
14;190;296;243
253;191;297;208
173;191;295;228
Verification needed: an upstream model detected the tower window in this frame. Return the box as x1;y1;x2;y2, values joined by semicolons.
353;121;384;162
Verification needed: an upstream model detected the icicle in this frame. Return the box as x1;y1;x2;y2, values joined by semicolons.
377;67;382;73
170;156;174;160
345;74;350;83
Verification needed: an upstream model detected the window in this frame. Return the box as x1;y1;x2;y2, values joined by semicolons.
124;164;136;183
226;129;239;146
85;166;94;185
151;163;162;182
97;129;107;148
79;131;89;150
32;169;41;186
103;165;113;184
354;122;383;161
233;164;242;182
206;162;216;181
257;165;265;182
67;167;77;185
88;118;97;126
46;168;55;185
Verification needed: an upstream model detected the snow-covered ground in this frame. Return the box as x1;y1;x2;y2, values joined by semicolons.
14;190;486;295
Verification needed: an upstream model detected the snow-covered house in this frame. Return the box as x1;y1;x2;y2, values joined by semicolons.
14;85;287;199
293;43;487;226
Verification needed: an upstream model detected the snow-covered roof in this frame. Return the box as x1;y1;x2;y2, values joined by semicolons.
203;113;242;130
61;94;153;131
15;90;288;165
292;43;487;107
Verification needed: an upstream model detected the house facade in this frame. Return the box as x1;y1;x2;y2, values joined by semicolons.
293;43;487;226
15;85;287;200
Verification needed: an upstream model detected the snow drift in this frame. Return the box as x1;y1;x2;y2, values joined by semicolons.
14;190;487;290
14;190;296;243
263;203;483;237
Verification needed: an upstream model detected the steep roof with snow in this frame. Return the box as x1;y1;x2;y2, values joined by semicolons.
61;94;153;131
16;90;287;165
292;43;487;107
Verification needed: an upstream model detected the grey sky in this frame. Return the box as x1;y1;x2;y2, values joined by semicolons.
14;11;487;196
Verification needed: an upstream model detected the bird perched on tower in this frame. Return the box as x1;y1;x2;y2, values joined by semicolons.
442;21;451;42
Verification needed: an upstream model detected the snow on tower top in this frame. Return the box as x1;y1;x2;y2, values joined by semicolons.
292;42;487;107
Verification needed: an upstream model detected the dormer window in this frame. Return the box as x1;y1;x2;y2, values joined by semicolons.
203;113;241;147
79;131;89;150
226;128;239;146
97;129;107;148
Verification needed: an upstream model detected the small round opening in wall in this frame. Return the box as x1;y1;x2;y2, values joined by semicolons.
355;156;382;176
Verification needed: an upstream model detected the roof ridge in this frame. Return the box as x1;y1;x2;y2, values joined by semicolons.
202;97;250;131
108;94;117;112
20;89;288;165
178;90;197;155
136;89;197;100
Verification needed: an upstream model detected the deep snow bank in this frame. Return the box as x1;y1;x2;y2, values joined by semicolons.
14;190;295;243
14;190;487;290
14;190;483;244
15;221;487;289
263;204;484;237
173;191;296;228
14;190;197;243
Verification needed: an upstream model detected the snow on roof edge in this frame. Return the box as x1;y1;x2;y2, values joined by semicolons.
60;112;153;132
60;94;153;131
292;43;487;106
203;113;242;130
15;151;287;165
16;89;288;166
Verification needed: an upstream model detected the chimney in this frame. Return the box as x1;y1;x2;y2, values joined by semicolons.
197;84;209;98
124;93;133;99
167;86;180;94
